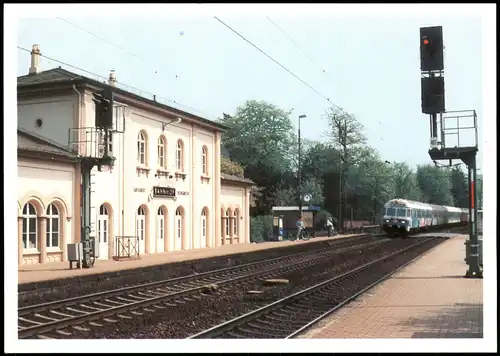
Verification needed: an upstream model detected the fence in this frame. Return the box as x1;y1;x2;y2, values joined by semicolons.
114;236;140;260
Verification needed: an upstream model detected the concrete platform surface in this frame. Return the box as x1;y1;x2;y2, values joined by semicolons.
298;234;483;338
18;234;360;285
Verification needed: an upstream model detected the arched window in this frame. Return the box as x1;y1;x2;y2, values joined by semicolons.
201;209;207;245
225;209;231;236
137;206;146;242
157;207;165;240
233;209;240;236
175;207;183;243
22;203;38;250
98;204;109;244
176;140;184;171
158;136;166;168
46;204;60;248
137;131;147;165
201;146;208;175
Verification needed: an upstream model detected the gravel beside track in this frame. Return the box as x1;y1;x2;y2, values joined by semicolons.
18;235;381;339
52;236;437;339
192;237;442;338
19;235;365;307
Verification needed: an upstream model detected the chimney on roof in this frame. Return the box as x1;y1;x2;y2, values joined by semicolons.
108;70;117;87
29;44;41;75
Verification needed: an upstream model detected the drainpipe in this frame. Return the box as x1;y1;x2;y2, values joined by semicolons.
72;84;83;244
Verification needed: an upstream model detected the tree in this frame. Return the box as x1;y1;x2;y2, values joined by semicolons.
416;165;453;205
449;166;468;208
392;162;422;201
220;156;245;177
351;147;394;223
323;106;367;225
220;100;296;214
323;106;367;164
300;142;341;218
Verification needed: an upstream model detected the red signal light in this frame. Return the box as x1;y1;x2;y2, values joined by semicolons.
423;38;430;45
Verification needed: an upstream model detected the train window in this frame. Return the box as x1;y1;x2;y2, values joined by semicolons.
396;209;406;217
407;210;411;217
386;207;396;216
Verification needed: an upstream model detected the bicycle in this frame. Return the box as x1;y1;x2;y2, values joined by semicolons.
289;228;311;241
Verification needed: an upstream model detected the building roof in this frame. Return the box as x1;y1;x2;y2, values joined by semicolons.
221;173;254;186
17;128;77;160
17;67;227;131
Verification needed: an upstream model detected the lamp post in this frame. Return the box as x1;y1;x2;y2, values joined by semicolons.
298;114;307;219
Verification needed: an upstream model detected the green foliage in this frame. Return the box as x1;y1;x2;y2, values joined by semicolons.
220;156;245;177
250;215;274;242
392;162;421;201
416;165;453;205
223;99;471;224
220;100;296;214
449;166;468;208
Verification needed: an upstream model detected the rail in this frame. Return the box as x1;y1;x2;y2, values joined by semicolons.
18;235;381;339
187;237;438;339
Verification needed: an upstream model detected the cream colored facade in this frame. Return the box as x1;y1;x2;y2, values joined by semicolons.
17;47;253;265
17;129;81;265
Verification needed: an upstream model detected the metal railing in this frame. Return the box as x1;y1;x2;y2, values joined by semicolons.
114;236;140;260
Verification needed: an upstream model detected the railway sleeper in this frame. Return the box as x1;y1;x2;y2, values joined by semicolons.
117;314;132;319
260;316;305;327
247;321;297;333
72;325;89;332
55;330;72;336
234;326;280;338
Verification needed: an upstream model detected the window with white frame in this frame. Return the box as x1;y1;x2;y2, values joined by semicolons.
157;207;164;240
22;202;38;250
98;204;109;244
233;209;239;236
201;209;207;241
175;207;183;241
158;136;166;168
225;209;230;236
46;204;60;248
137;131;147;165
202;146;208;175
137;206;146;241
176;140;184;171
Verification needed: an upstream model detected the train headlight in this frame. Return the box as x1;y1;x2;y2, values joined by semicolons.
401;221;405;224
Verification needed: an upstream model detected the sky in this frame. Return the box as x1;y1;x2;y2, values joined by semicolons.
16;9;484;169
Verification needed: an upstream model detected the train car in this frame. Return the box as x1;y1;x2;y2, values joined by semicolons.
382;198;469;237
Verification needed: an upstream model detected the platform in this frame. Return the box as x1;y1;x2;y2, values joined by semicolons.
18;234;361;285
297;234;483;338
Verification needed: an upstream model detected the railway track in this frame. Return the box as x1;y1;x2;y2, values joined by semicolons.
18;234;385;339
187;237;441;339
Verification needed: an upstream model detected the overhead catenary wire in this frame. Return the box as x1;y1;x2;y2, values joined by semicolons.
56;17;145;61
213;16;333;105
214;16;385;141
265;16;327;74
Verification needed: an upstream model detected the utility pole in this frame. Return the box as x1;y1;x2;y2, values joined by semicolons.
343;120;348;232
337;119;348;233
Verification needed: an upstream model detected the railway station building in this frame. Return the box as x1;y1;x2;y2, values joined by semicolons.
17;45;253;265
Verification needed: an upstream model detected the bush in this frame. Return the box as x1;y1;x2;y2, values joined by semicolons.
250;215;274;243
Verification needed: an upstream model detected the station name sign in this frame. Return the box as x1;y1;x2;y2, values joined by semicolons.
153;186;176;197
